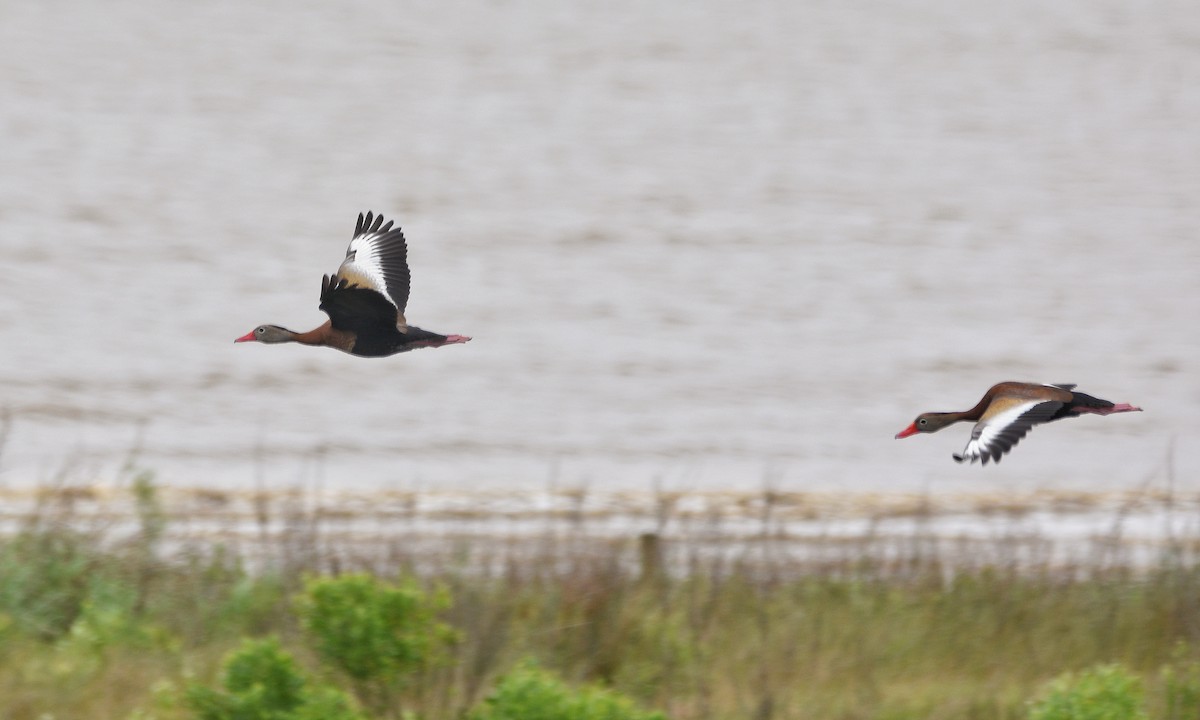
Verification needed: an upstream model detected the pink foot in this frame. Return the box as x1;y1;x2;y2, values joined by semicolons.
1075;403;1143;415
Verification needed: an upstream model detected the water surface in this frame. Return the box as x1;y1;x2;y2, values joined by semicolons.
0;0;1196;514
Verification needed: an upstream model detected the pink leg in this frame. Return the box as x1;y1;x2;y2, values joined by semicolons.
410;335;472;349
1074;403;1143;415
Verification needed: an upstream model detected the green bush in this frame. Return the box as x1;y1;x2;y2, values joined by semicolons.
297;572;458;681
296;573;458;714
185;637;366;720
1030;663;1147;720
469;662;667;720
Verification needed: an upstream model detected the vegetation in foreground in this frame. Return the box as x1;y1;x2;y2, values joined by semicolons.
1;476;1199;720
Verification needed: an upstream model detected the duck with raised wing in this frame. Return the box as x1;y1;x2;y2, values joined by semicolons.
236;211;471;357
895;382;1141;465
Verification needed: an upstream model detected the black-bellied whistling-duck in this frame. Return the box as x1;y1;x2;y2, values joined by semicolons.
235;211;471;358
895;382;1142;465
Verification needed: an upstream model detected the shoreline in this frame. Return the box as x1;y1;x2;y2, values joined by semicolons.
4;480;1195;574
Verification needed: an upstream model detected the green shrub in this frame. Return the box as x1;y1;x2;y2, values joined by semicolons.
296;573;458;714
185;637;366;720
1030;663;1147;720
469;662;667;720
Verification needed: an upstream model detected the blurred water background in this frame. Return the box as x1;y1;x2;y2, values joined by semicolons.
0;0;1197;529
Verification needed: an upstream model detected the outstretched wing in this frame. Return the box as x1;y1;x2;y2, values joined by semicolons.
332;211;411;328
319;274;402;336
954;400;1063;465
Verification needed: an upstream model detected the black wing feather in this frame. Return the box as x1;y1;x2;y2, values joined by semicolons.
319;274;402;335
348;211;410;312
955;401;1063;465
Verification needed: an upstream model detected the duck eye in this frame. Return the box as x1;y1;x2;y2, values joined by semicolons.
256;327;264;334
918;418;927;426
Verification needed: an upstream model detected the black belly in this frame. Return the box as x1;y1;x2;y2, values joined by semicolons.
349;325;450;358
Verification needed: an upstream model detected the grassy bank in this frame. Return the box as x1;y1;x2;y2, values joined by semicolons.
1;476;1199;719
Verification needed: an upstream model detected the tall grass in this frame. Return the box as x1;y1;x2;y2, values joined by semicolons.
0;471;1198;719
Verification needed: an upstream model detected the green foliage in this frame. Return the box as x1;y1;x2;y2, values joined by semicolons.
0;529;95;639
469;662;667;720
1159;645;1200;720
1030;663;1148;720
158;552;289;644
4;507;1200;720
64;575;176;655
295;573;458;717
185;637;366;720
296;573;458;684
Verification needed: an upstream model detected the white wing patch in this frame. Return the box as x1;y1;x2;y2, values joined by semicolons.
330;212;412;331
954;400;1061;465
338;235;393;302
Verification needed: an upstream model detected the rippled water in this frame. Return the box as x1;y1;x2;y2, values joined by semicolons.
1;0;1197;509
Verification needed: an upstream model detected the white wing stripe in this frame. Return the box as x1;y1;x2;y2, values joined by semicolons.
335;222;410;307
957;401;1045;465
339;234;393;304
